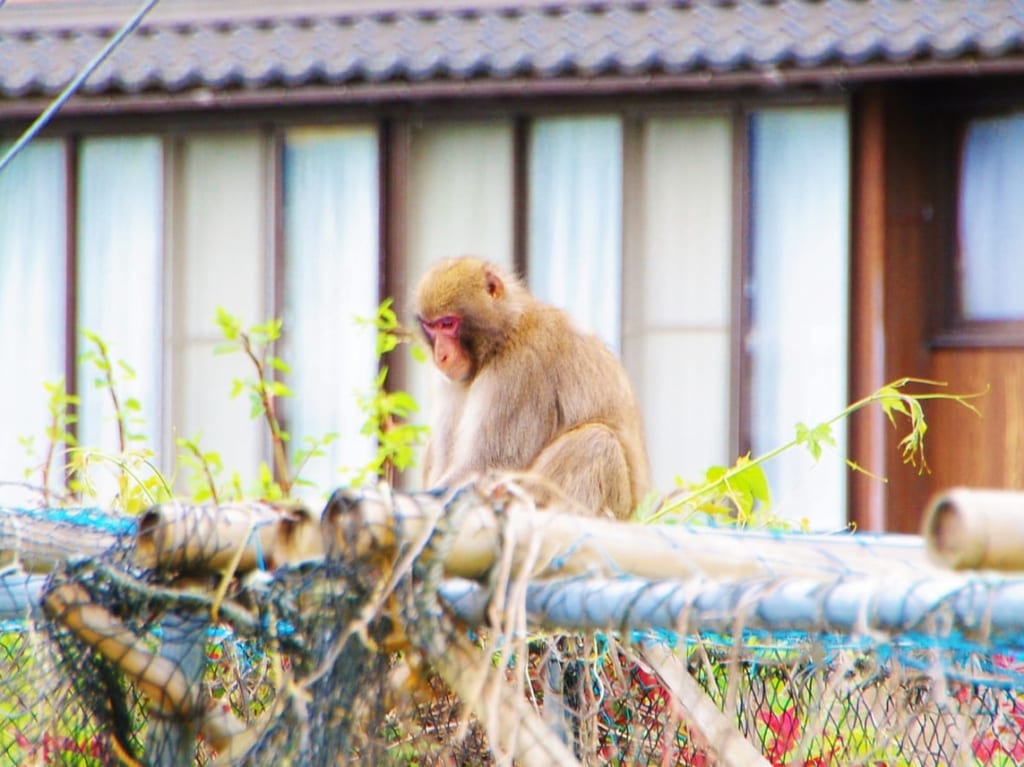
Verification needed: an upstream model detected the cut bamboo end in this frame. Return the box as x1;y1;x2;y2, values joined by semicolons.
923;487;1024;571
135;501;323;574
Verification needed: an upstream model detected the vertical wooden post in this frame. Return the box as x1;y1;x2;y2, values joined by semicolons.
849;88;888;532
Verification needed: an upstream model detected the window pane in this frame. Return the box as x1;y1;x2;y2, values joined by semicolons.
749;107;850;530
407;120;514;273
0;141;67;504
623;115;734;490
77;137;163;471
282;126;380;500
529;116;623;351
170;133;269;487
959;112;1024;321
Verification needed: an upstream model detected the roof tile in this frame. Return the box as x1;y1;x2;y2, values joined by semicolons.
0;0;1022;101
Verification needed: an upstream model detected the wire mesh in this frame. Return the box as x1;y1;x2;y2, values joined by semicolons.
3;494;1024;766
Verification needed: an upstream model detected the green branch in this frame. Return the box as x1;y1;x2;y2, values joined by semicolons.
644;377;985;526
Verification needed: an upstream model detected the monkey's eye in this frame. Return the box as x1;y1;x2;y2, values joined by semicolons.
419;315;461;340
435;316;460;334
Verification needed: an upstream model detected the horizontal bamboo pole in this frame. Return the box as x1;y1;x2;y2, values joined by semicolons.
5;482;941;586
323;484;941;585
135;501;323;574
0;508;124;573
923;488;1024;571
42;581;247;751
44;581;199;718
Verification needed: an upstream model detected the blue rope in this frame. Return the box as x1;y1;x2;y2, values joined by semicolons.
16;506;135;536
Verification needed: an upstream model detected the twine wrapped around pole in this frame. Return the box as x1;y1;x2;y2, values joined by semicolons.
323;482;940;585
134;501;323;574
923;487;1024;571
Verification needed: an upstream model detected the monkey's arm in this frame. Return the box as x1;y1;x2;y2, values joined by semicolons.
430;353;557;489
421;441;436;487
422;377;470;488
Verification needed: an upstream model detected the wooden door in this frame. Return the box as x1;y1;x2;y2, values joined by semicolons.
851;86;1024;533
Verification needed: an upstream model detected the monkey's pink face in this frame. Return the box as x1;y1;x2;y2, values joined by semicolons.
419;315;474;382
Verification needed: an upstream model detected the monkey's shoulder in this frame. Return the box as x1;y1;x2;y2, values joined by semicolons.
514;305;602;351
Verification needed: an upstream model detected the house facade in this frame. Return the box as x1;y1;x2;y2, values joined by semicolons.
1;0;1023;531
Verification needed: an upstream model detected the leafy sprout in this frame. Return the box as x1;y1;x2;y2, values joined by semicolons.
644;377;985;527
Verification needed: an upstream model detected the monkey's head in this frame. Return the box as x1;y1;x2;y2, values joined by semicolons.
415;257;522;383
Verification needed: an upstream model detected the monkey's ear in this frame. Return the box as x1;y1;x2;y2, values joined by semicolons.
484;270;505;300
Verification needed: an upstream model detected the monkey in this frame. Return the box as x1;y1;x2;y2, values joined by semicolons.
414;256;650;519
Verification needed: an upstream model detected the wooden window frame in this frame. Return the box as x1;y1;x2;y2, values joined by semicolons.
931;105;1024;349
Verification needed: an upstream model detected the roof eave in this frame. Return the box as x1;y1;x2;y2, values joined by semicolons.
3;54;1024;120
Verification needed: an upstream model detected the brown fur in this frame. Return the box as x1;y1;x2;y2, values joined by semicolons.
415;257;650;518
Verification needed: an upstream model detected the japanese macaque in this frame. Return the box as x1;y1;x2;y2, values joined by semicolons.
415;257;650;518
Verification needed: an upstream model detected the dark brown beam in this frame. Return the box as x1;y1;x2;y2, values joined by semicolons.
6;55;1024;121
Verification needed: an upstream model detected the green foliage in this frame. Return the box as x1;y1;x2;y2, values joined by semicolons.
69;448;172;515
214;308;296;497
177;434;232;505
794;421;836;462
105;302;423;504
79;330;147;450
71;332;171;514
15;309;984;535
290;433;341;490
647;455;778;528
877;380;938;472
17;304;409;509
644;377;984;527
350;299;428;486
18;377;79;506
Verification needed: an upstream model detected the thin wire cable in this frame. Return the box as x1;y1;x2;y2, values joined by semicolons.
0;0;160;174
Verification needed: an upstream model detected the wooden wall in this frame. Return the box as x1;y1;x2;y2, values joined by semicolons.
852;83;1024;533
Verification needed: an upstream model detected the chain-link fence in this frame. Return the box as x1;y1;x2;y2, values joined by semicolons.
3;484;1024;766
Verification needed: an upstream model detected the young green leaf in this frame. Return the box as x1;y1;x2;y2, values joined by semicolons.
794;421;835;461
216;307;241;340
268;356;292;374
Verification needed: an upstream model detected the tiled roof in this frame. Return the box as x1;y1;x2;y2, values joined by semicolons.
2;0;1023;104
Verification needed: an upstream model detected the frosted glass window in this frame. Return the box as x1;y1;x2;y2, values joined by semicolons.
749;107;850;530
528;116;623;351
0;141;67;504
77;137;163;468
623;115;734;491
959;112;1024;320
169;133;268;487
406;120;515;275
282;126;380;499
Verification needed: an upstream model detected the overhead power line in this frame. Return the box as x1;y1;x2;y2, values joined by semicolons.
0;0;160;174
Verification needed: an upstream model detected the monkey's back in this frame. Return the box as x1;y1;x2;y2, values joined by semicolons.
513;304;651;508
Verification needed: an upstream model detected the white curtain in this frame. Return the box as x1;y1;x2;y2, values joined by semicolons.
406;120;515;272
749;107;850;530
282;127;380;501
528;116;623;351
77;137;163;464
960;112;1024;320
0;141;68;504
171;133;269;489
626;115;734;490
